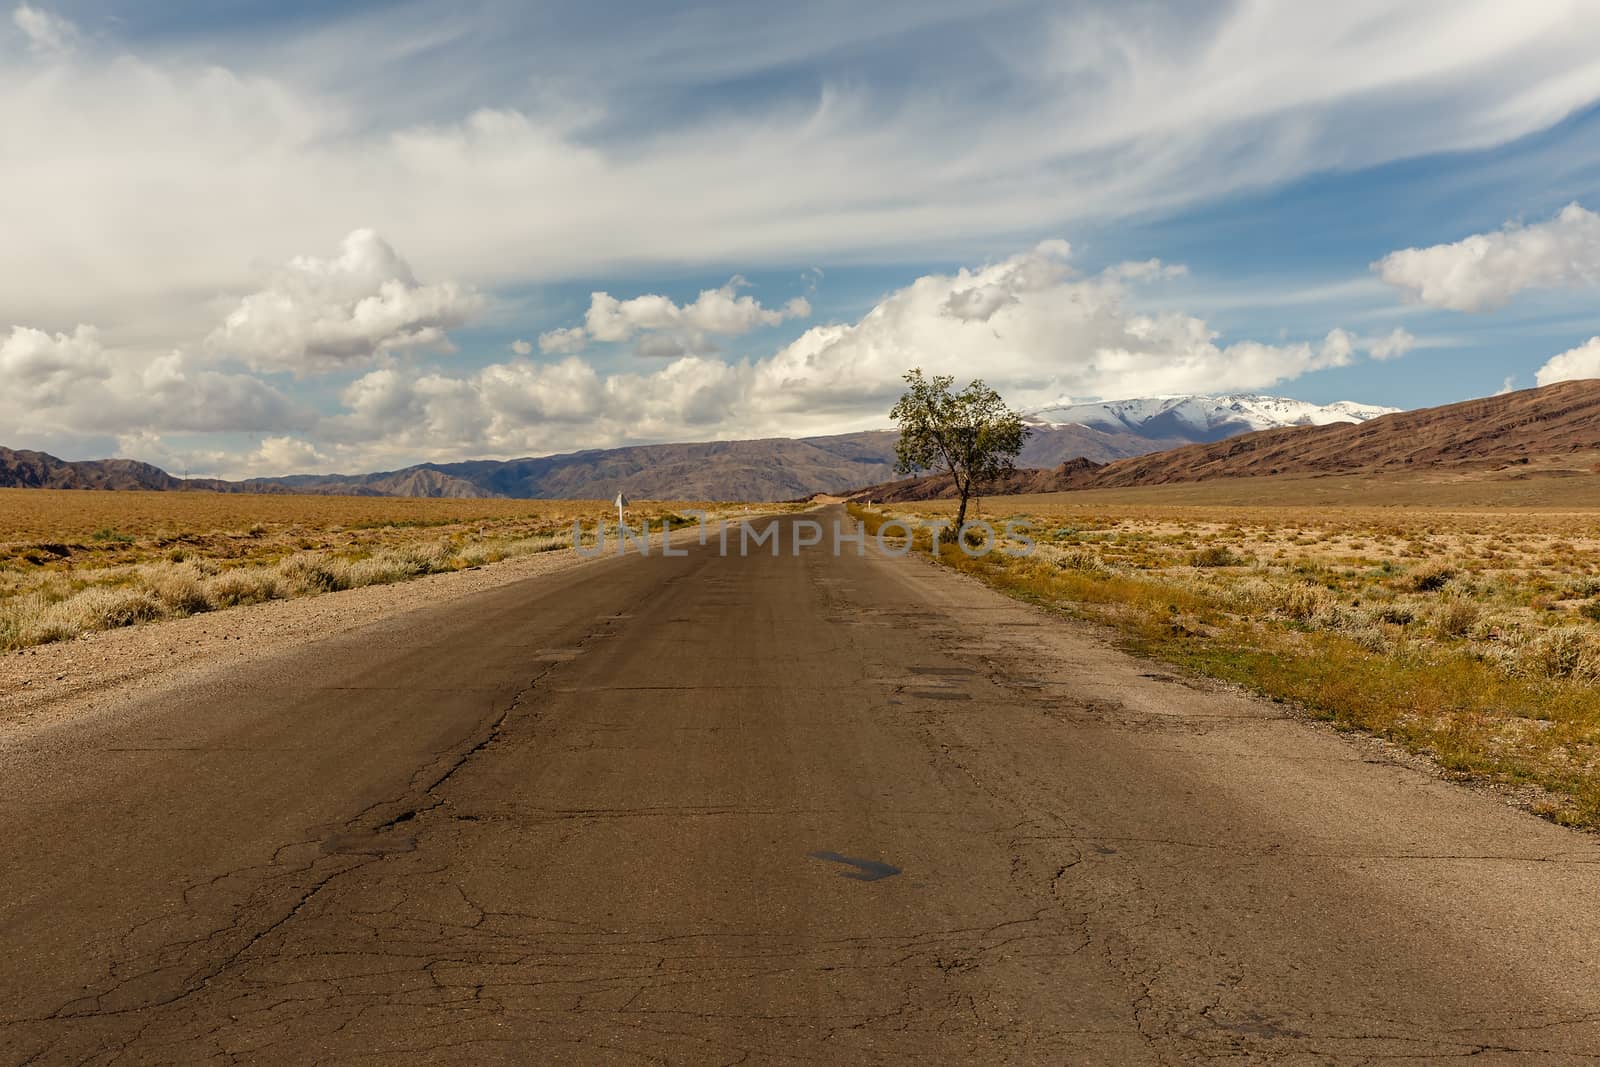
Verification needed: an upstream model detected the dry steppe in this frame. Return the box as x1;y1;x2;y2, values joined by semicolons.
0;489;774;651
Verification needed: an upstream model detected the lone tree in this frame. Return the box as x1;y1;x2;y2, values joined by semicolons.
890;368;1028;531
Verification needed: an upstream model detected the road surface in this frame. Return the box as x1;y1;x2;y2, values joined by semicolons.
4;508;1600;1064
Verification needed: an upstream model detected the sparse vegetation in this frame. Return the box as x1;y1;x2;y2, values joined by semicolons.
852;492;1600;827
0;489;774;651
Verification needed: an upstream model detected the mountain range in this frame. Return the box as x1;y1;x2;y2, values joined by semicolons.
1028;395;1398;441
0;393;1395;500
852;379;1600;502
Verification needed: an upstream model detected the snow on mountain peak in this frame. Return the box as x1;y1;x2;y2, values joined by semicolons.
1027;393;1400;443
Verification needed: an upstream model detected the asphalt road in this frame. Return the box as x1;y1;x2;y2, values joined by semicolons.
5;508;1600;1064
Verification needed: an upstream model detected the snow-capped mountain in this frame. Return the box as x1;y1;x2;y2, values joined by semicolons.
1028;394;1399;445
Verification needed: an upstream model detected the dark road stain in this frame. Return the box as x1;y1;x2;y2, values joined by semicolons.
810;851;902;881
909;666;976;676
322;832;418;855
908;690;972;701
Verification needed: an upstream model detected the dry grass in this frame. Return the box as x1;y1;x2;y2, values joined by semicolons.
0;489;784;651
853;484;1600;827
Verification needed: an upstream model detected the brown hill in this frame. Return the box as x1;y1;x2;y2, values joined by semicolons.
843;380;1600;502
0;447;247;493
1079;379;1600;488
846;459;1105;503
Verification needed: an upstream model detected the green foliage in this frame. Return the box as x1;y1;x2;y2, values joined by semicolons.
890;368;1028;529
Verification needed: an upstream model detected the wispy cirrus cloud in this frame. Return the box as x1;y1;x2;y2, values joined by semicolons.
5;2;1600;343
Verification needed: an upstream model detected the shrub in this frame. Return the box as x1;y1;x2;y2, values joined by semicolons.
204;567;284;607
1431;597;1481;639
1405;560;1456;592
1524;628;1600;681
1375;603;1416;626
146;563;213;616
505;534;566;557
1;587;163;646
1189;545;1241;568
277;554;350;594
1054;547;1108;575
1275;583;1330;623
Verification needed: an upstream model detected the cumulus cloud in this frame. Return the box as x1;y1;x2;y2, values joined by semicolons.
305;240;1395;470
208;229;483;374
0;324;306;446
509;338;533;356
12;4;75;53
536;327;587;355
252;436;333;473
1374;204;1600;311
1365;327;1416;361
0;324;108;405
540;278;810;357
0;241;1419;475
1535;337;1600;386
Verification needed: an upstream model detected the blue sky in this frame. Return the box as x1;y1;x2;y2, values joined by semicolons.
4;1;1600;476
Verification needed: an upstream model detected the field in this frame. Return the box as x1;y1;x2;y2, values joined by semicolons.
0;489;775;652
856;475;1600;827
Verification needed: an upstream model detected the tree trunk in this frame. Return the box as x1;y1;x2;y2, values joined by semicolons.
954;482;969;533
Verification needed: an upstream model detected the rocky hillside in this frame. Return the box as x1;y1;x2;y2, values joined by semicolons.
1078;379;1600;488
851;380;1600;501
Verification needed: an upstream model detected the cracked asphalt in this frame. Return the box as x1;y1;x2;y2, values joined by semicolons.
5;507;1600;1064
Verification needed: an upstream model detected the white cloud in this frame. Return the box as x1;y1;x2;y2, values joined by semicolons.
295;240;1394;471
1535;336;1600;386
540;277;810;357
509;338;532;356
1374;204;1600;311
1495;375;1517;395
7;3;1600;341
1101;259;1188;283
252;436;332;473
1366;327;1416;361
12;4;75;53
0;325;109;406
207;229;482;374
536;327;588;355
0;325;305;446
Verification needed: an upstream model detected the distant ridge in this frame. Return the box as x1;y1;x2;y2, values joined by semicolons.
848;379;1600;502
0;391;1399;501
1078;379;1600;488
0;425;1176;501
